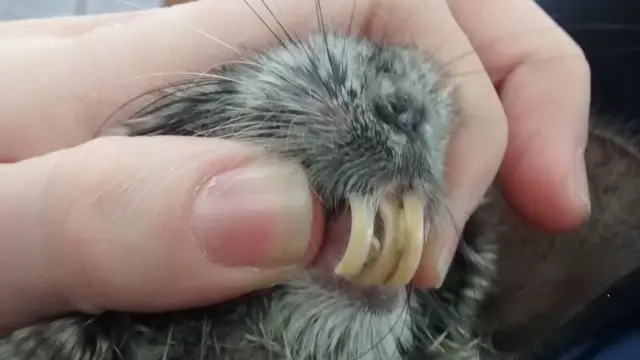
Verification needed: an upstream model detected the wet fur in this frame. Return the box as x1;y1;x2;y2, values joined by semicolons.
1;31;639;360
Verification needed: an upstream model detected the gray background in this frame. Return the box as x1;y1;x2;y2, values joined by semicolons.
0;0;162;21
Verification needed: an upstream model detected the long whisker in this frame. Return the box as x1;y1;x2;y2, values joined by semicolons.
446;50;588;83
118;71;241;85
437;24;571;73
347;0;358;38
241;0;287;49
259;0;298;45
113;0;242;54
161;325;174;360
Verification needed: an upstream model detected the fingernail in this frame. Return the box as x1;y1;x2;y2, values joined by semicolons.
572;146;591;217
192;159;313;269
235;265;302;292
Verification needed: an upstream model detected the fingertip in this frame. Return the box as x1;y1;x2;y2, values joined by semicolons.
499;133;590;233
412;218;461;289
496;51;590;232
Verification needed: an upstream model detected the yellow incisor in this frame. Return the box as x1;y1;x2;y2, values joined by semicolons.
334;193;426;286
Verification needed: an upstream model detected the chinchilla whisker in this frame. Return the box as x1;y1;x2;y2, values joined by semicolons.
113;0;242;55
258;0;300;46
188;60;268;86
96;78;236;134
188;113;332;137
437;24;569;73
346;0;358;39
242;0;288;49
161;325;174;360
115;69;247;89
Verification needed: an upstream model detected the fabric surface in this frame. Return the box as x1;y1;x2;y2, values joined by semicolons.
523;263;640;360
560;332;640;360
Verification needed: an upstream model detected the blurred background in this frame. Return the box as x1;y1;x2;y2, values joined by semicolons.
0;0;163;20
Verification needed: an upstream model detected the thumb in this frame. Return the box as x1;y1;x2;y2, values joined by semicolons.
0;135;323;333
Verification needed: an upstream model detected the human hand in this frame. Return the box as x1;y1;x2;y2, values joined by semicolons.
355;0;590;287
413;0;591;286
0;0;589;333
445;0;591;233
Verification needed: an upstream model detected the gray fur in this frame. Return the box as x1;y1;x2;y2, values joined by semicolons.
1;31;494;360
2;29;640;360
103;32;455;211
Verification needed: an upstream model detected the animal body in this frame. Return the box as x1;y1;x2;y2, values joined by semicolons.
1;26;639;360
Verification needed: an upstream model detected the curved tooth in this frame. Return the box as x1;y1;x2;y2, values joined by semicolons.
386;193;426;286
357;199;403;285
334;195;376;278
367;237;382;264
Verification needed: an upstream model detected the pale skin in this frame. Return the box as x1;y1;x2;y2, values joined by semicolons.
0;0;590;334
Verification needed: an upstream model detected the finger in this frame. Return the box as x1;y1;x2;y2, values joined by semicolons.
447;0;591;231
366;0;508;288
0;136;323;334
0;0;375;161
0;11;142;38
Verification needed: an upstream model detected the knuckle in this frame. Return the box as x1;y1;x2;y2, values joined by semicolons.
42;138;136;298
42;136;193;293
557;31;591;79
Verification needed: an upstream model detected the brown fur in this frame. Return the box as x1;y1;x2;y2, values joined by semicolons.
474;120;640;354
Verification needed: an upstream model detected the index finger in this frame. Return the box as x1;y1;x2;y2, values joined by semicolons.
0;0;374;161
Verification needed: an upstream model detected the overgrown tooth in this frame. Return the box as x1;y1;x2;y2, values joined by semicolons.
334;193;426;287
358;199;403;285
366;237;382;264
334;195;376;278
386;193;426;285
